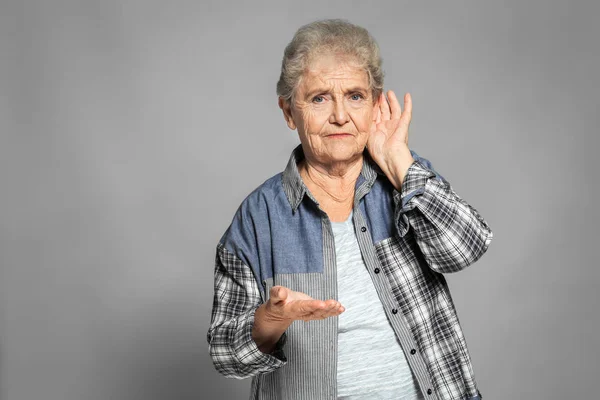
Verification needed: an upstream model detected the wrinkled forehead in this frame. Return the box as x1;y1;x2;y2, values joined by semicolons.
299;55;370;94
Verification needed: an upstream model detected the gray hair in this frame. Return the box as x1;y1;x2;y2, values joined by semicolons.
276;19;384;103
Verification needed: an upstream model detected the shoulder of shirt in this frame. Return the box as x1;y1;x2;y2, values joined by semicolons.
218;172;285;247
239;171;285;209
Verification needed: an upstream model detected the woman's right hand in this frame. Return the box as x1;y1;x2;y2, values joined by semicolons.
252;285;345;354
265;285;345;322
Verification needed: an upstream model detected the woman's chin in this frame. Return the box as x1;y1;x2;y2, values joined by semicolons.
322;145;363;164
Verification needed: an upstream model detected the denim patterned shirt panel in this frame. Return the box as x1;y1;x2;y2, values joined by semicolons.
220;173;325;293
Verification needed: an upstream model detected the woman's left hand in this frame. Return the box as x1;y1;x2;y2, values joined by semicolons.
367;90;415;191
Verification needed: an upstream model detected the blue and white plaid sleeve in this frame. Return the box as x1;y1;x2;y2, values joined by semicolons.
207;243;287;379
393;155;494;274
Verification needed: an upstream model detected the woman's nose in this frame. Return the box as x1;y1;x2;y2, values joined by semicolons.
329;100;349;125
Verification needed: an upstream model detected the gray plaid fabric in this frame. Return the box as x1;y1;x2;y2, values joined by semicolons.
207;244;287;377
207;146;493;400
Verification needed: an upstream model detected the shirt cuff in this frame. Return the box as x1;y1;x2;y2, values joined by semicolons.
393;159;451;237
393;159;438;209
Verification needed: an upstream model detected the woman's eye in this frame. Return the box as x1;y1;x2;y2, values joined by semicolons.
312;96;325;103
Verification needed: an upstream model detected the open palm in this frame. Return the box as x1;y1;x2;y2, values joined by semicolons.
267;286;344;322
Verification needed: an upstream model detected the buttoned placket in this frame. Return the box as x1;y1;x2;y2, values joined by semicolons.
320;211;339;400
351;183;440;400
304;182;340;400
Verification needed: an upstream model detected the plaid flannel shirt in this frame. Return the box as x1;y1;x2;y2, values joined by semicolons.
207;145;493;400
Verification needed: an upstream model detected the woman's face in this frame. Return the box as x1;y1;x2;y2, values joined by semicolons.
280;55;379;167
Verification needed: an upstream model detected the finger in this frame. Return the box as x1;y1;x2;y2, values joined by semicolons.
323;299;339;308
399;93;413;141
370;106;378;134
402;93;412;123
304;306;344;321
380;92;391;121
379;92;391;120
309;301;343;319
270;286;287;304
375;93;383;124
323;302;342;315
290;299;324;317
308;301;330;320
388;90;402;120
286;299;345;321
321;305;345;319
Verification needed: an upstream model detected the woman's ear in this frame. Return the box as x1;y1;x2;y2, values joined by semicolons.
372;101;378;121
372;92;382;123
278;97;297;130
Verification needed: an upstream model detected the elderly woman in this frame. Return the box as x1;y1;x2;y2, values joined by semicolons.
207;19;492;400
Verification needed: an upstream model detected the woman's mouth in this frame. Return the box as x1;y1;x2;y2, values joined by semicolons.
326;133;352;138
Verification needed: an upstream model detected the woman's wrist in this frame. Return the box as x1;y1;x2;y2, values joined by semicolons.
252;303;292;354
382;149;414;192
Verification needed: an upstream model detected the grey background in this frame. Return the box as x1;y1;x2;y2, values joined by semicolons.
1;0;598;399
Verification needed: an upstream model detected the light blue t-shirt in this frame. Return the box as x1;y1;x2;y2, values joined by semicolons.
332;212;424;400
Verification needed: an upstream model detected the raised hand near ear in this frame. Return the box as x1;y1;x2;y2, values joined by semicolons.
367;90;415;191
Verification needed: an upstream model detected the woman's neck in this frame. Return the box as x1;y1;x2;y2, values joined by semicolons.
299;156;363;222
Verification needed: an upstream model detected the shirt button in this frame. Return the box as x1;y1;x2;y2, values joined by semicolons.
410;349;416;355
374;268;380;274
427;389;432;395
360;226;367;232
392;308;398;314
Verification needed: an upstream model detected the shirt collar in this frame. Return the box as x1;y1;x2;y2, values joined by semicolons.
282;144;381;212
